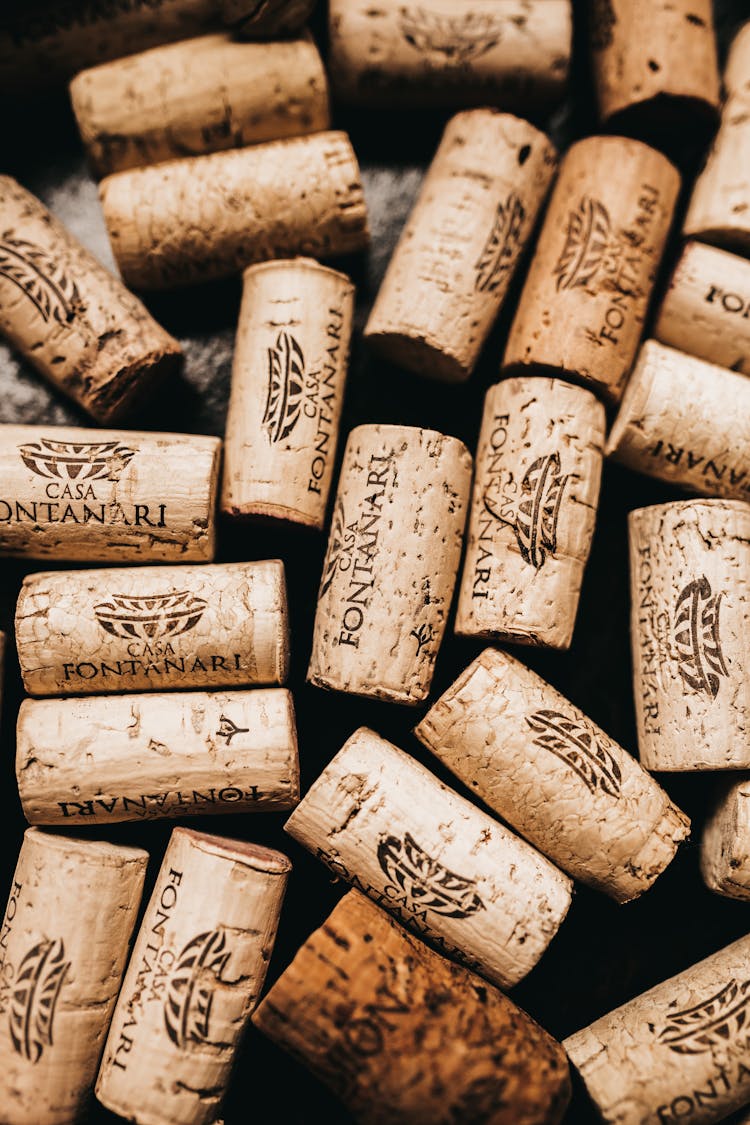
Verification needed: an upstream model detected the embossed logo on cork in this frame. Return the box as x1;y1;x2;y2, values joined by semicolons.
399;8;505;63
657;979;750;1055
554;197;613;291
94;591;207;643
377;833;485;919
216;714;250;744
0;235;83;324
319;499;351;597
475;193;525;294
263;331;305;444
19;438;136;483
164;929;232;1049
9;938;70;1063
673;577;728;699
525;710;623;798
484;452;568;569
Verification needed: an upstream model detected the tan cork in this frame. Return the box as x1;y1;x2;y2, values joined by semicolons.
221;0;315;36
701;777;750;900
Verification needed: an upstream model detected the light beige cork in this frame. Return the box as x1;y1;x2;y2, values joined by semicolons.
222;0;315;37
16;560;289;697
307;424;472;705
99;131;369;290
455;377;605;648
221;258;354;529
0;423;219;563
0;177;181;422
17;688;299;825
365;111;557;383
502;135;680;405
701;777;750;900
96;827;290;1125
590;0;720;136
0;828;147;1125
564;932;750;1125
328;0;571;111
654;242;750;374
415;648;690;903
684;21;750;254
629;499;750;771
253;889;572;1125
284;727;573;990
70;32;330;178
607;340;750;499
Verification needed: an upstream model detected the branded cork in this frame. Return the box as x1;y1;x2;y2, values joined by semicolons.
502;136;680;405
629;499;750;771
70;32;330;178
17;688;298;825
307;424;472;705
565;932;750;1125
589;0;719;140
455;378;605;648
415;648;690;903
364;111;556;383
222;0;315;37
0;178;181;422
99;131;369;290
0;828;147;1125
684;22;750;254
16;560;289;697
327;0;571;111
284;727;572;990
253;890;572;1125
96;827;290;1125
0;424;219;562
222;259;354;529
654;242;750;375
701;777;750;900
607;341;750;499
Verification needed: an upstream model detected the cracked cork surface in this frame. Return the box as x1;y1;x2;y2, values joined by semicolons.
96;825;290;1125
284;727;572;991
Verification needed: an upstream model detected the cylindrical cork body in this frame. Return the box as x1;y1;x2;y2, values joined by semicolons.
455;378;605;648
502;136;680;405
97;828;290;1125
100;131;369;290
284;727;572;990
565;932;750;1125
328;0;571;111
684;22;750;254
253;889;572;1125
222;259;354;529
0;828;147;1125
365;111;557;383
222;0;316;37
0;177;181;422
16;560;289;697
607;341;750;499
17;688;299;825
307;424;472;705
701;777;750;900
629;500;750;771
70;33;330;178
0;424;219;562
415;648;690;903
589;0;719;141
654;242;750;374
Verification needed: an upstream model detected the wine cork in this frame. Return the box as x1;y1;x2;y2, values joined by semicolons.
701;777;750;900
99;131;369;290
607;341;750;499
364;111;556;383
70;32;330;178
307;424;472;705
16;560;289;697
253;889;572;1125
0;177;181;423
221;259;354;529
415;648;690;903
565;932;750;1125
684;22;750;254
96;827;290;1125
327;0;572;111
222;0;315;37
455;378;605;648
502;136;680;405
654;242;750;375
629;499;750;771
17;688;299;825
0;828;147;1125
0;423;219;563
589;0;719;139
284;727;573;990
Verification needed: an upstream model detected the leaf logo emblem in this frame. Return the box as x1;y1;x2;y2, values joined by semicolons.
19;438;136;482
0;235;83;325
9;938;70;1064
377;833;485;919
164;929;232;1049
94;591;208;642
475;194;526;294
657;979;750;1055
484;452;568;569
319;499;347;598
673;577;729;699
262;330;305;444
399;7;505;63
553;197;613;291
525;709;623;798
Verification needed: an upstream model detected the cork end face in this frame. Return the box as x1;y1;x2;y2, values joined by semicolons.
602;96;719;164
454;618;574;651
501;358;624;409
90;345;183;426
171;827;292;874
365;328;471;383
221;501;324;532
24;826;149;866
306;668;426;706
241;257;354;288
683;227;750;258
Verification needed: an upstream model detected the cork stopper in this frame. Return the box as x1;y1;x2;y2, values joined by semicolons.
701;777;750;900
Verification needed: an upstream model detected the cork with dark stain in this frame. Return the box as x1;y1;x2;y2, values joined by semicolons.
221;0;315;37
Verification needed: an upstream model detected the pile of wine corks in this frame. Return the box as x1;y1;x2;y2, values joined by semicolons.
1;2;750;1124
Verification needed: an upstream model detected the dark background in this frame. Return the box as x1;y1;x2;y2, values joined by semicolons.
1;2;750;1122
